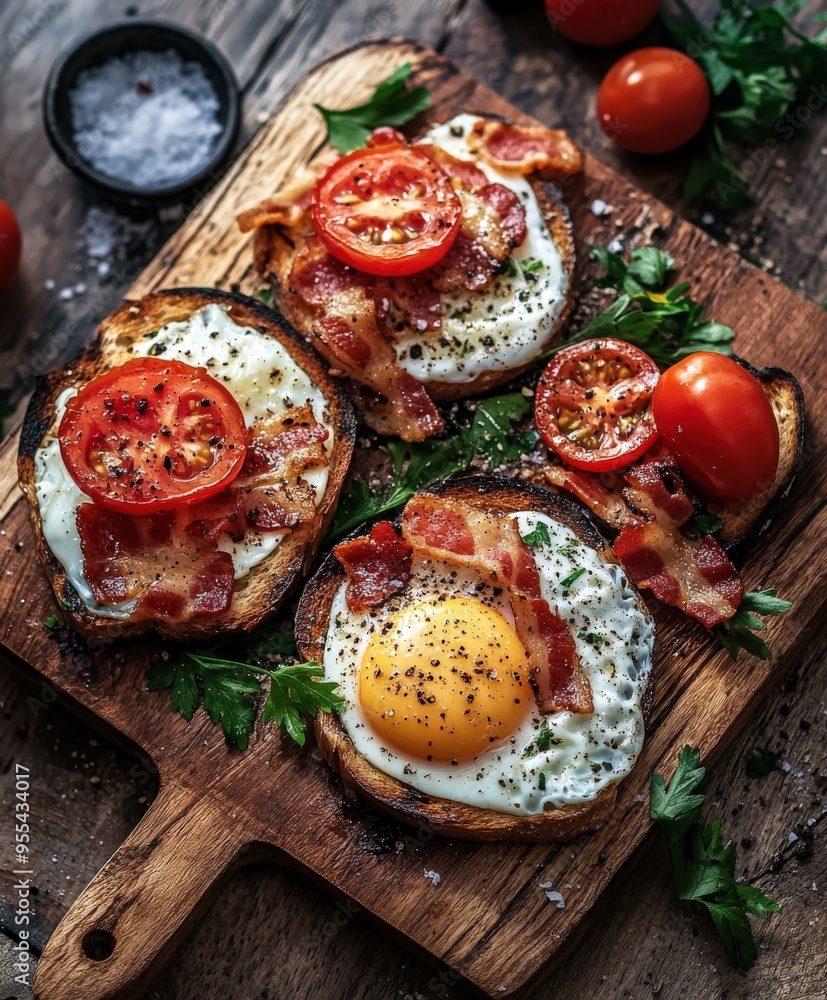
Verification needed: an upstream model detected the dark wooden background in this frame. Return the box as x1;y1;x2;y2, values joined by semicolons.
0;1;825;998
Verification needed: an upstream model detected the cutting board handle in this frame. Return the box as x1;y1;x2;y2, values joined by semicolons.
33;779;248;1000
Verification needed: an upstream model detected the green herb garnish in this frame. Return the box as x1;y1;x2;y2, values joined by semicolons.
521;258;544;274
662;0;827;210
326;392;536;543
43;615;58;630
567;245;736;366
522;522;551;548
746;747;781;779
538;772;546;791
651;746;779;970
560;567;586;589
147;652;343;750
258;287;274;306
314;63;431;154
578;631;604;646
718;589;793;661
687;512;725;538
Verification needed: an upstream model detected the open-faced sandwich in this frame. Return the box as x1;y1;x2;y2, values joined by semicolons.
296;477;654;841
18;288;355;640
532;338;803;632
238;113;583;441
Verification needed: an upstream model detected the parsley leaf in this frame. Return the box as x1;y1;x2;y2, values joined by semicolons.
718;589;793;661
257;287;273;306
662;0;827;210
43;615;58;630
651;746;779;970
687;512;725;538
147;650;343;750
261;663;343;747
572;245;736;366
314;63;431;153
326;392;535;542
746;747;781;779
522;521;551;548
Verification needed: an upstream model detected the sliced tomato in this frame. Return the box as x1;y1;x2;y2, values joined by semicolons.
535;339;659;472
59;358;248;515
310;143;462;277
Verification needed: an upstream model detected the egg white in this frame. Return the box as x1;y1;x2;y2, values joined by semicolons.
391;113;569;385
323;511;654;816
33;303;334;618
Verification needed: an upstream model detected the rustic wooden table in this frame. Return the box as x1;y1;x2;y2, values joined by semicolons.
1;1;825;998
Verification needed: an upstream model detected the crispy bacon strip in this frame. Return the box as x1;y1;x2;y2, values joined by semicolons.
237;167;320;232
76;504;235;622
334;521;413;612
400;494;593;714
544;466;632;531
545;449;744;627
291;242;444;442
468;120;584;181
614;521;743;627
234;404;330;531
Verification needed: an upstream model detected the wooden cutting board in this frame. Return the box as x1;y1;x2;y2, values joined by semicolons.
1;38;825;1000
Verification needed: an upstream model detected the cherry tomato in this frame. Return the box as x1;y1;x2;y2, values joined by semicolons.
59;358;249;515
0;201;22;291
311;143;462;277
545;0;661;47
652;353;780;503
598;47;710;154
535;338;660;472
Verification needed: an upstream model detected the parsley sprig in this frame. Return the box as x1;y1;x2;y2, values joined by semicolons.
651;746;779;970
718;589;793;661
327;392;536;543
571;246;736;366
147;649;343;750
662;0;827;210
315;63;431;154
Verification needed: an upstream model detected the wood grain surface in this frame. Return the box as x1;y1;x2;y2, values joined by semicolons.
1;3;825;1000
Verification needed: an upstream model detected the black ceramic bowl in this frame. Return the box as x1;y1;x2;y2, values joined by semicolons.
43;20;240;202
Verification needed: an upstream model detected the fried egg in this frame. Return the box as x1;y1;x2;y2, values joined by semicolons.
33;303;334;618
392;113;569;385
323;510;654;815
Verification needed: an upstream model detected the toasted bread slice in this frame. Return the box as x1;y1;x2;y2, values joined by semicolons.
711;362;804;549
18;288;356;642
295;475;654;842
251;113;576;402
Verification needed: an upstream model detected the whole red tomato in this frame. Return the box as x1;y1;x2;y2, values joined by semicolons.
545;0;661;47
652;353;780;503
0;201;22;291
598;47;710;154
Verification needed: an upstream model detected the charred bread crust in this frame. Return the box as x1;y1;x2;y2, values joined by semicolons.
252;112;577;402
712;361;804;551
296;474;654;842
18;287;357;642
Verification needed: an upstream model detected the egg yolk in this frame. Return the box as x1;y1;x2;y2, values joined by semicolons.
359;597;530;762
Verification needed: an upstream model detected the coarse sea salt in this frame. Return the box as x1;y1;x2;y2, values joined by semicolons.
69;48;223;188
